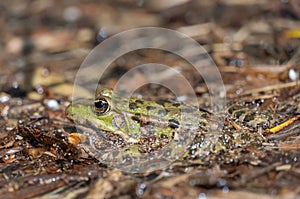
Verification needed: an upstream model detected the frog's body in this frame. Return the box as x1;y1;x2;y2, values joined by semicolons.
66;88;208;145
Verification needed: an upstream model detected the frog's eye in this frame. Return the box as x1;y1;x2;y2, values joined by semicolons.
94;97;110;115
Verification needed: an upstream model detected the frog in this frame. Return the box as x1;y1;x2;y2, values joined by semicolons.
66;87;267;155
66;88;216;150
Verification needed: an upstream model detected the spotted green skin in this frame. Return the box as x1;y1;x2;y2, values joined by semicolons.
66;88;204;143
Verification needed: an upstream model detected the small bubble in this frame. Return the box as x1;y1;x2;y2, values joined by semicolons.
229;59;243;67
97;28;108;42
176;95;186;102
293;157;298;162
197;193;207;199
236;88;243;95
288;69;298;81
0;95;9;103
12;82;19;89
190;149;195;155
262;123;268;129
219;179;227;186
219;91;226;98
136;183;146;196
46;99;59;110
3;154;10;160
36;86;44;94
222;186;229;193
39;178;46;184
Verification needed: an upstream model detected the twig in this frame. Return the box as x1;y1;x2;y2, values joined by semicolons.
267;123;300;140
239;81;299;96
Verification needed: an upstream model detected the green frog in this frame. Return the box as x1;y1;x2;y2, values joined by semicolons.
66;87;267;154
66;88;212;150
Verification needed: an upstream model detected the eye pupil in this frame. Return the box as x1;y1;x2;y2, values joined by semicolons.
94;98;110;115
95;100;106;109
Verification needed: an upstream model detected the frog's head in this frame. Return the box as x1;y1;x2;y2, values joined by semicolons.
65;88;118;132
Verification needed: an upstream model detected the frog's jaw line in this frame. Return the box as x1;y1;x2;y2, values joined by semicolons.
86;119;108;140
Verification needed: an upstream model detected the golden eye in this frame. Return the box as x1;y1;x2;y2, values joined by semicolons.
94;97;110;115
